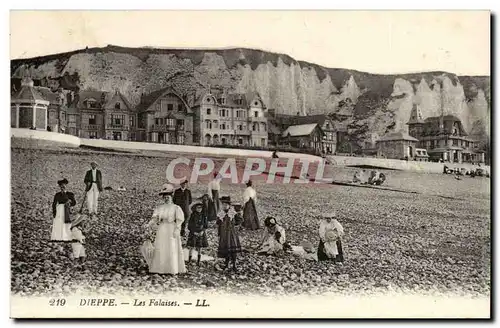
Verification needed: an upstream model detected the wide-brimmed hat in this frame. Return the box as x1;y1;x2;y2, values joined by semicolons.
322;212;336;219
71;213;88;228
57;178;69;186
264;216;277;227
198;193;210;200
159;183;175;195
220;196;231;204
191;202;204;210
90;161;98;166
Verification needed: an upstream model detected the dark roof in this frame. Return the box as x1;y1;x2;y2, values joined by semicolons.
12;85;46;103
424;115;462;122
136;87;191;113
377;131;418;142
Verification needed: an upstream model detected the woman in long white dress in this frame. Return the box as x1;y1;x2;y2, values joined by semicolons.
51;178;76;241
144;183;187;275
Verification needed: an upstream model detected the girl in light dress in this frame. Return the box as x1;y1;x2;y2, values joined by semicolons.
70;215;87;262
317;213;345;263
51;178;76;242
144;183;187;275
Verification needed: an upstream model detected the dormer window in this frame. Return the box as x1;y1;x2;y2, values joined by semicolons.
221;97;226;105
254;101;259;106
206;97;211;103
115;102;121;109
85;99;97;109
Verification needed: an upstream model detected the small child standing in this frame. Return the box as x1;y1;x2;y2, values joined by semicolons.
70;215;88;263
186;202;209;266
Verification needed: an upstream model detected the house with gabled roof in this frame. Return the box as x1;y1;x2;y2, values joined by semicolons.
191;88;268;147
269;113;337;154
135;87;194;144
281;123;325;153
68;89;134;140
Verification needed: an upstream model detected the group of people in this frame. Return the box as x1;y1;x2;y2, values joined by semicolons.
48;162;346;276
50;161;104;261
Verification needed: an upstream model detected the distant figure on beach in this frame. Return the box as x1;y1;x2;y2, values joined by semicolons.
84;161;103;218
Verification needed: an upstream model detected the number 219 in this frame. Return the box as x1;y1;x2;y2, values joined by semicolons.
49;299;66;306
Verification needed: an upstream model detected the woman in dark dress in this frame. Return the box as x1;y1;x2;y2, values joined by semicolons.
51;178;76;241
200;193;217;222
186;202;209;266
216;196;242;272
242;180;260;230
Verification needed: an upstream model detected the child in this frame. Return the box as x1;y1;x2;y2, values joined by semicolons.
317;213;344;263
70;214;88;263
257;217;291;255
216;196;242;272
187;202;209;266
233;203;244;227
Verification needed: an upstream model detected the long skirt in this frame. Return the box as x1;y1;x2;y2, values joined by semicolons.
186;231;209;248
51;204;72;241
211;189;221;214
242;198;260;230
258;236;283;255
217;226;242;258
149;222;187;274
317;239;344;262
205;202;218;222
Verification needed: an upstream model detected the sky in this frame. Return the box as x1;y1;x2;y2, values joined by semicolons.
9;10;491;76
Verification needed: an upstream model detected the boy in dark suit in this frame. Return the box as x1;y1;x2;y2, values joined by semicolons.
173;179;192;237
84;161;103;217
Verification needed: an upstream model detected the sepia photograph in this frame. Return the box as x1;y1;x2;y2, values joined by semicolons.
8;9;491;319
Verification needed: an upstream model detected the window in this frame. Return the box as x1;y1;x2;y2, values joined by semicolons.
238;138;243;145
206;108;211;115
129;116;135;127
254;101;259;106
111;114;125;126
252;123;258;131
155;118;159;125
166;119;175;127
238;125;243;131
205;120;212;129
236;99;242;106
115;102;121;109
221;97;226;105
88;114;96;125
222;138;227;145
221;123;226;130
254;111;258;118
177;119;184;128
86;100;97;109
177;134;185;144
89;131;97;139
156;103;161;111
206;97;211;103
326;123;330;130
167;104;174;111
178;104;184;112
453;139;458;146
261;138;266;147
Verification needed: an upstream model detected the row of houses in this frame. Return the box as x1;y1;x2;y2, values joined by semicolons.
10;77;342;154
10;77;485;163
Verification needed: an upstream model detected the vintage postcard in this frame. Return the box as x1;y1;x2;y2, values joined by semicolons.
9;10;491;319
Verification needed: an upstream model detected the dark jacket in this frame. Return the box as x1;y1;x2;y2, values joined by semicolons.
84;169;103;192
52;191;76;223
173;188;192;214
188;211;208;233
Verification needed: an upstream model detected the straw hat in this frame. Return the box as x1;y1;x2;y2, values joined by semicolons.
159;183;175;195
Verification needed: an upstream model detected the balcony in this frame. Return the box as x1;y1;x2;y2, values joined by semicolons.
106;124;129;130
81;124;100;130
249;116;267;122
150;124;185;132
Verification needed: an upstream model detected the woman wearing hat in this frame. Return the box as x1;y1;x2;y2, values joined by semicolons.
242;180;260;230
186;202;209;266
257;217;290;255
50;178;76;241
200;193;217;222
216;196;242;272
317;213;344;263
144;183;186;275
